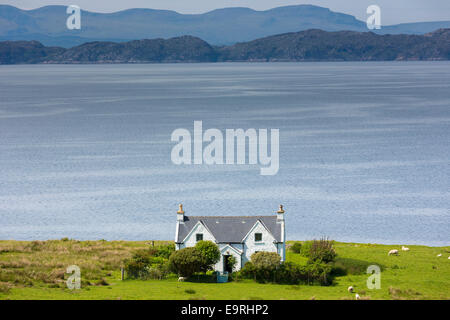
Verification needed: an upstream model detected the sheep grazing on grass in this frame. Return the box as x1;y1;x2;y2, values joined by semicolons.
401;246;410;251
355;294;361;300
178;277;187;282
388;249;399;256
448;256;450;260
348;286;354;293
437;254;442;257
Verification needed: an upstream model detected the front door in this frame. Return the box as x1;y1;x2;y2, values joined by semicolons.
223;255;232;273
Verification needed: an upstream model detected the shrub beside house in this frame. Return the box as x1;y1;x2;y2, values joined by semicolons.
123;238;336;286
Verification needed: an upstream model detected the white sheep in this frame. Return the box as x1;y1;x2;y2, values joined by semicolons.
348;286;354;293
437;254;442;257
178;277;187;282
388;249;399;256
355;294;361;300
448;256;450;260
401;246;410;251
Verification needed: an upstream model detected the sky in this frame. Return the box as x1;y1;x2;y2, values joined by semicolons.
2;0;450;25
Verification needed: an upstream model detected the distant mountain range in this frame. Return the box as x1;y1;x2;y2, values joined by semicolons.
1;4;450;47
1;29;449;64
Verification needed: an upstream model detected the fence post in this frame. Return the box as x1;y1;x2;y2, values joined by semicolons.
121;268;124;281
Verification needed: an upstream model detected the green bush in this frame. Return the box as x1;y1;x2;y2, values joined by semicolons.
124;249;153;279
304;261;333;285
124;249;170;280
273;262;304;284
195;241;220;271
300;238;336;263
154;243;175;259
251;252;281;269
147;267;164;280
240;257;333;286
169;247;204;277
239;262;257;280
290;242;302;254
250;252;281;283
300;241;313;257
236;252;281;283
308;238;336;263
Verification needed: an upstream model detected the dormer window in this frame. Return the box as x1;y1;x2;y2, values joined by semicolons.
255;233;262;242
196;233;203;242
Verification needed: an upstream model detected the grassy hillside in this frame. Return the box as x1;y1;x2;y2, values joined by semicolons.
0;240;449;300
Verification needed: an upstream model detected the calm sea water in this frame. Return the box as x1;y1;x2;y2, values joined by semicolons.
0;62;449;245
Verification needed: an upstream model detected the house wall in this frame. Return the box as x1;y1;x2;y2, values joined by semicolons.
242;221;278;266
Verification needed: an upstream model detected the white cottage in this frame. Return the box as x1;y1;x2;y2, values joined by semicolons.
174;204;286;273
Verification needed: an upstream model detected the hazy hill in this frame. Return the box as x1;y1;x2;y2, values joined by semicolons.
1;4;450;47
0;36;216;64
1;29;448;64
0;40;64;64
217;29;450;62
53;36;217;63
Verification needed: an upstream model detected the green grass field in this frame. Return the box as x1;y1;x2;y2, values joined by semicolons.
0;240;449;300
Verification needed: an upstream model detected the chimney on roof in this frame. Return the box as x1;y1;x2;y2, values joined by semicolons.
177;204;185;222
277;204;285;221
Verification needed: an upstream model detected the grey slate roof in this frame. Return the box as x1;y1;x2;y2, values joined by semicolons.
176;216;282;243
